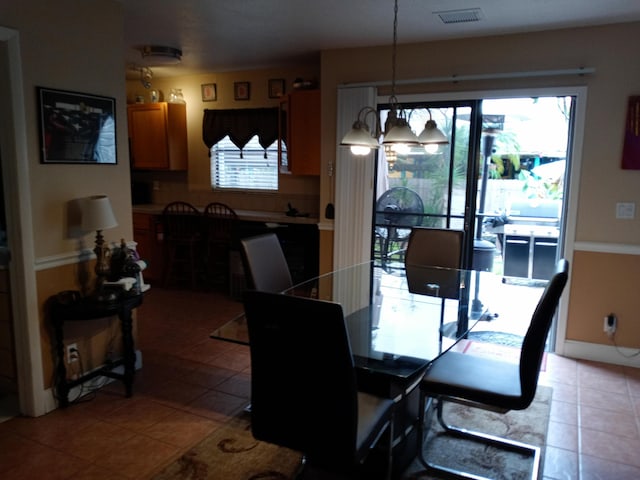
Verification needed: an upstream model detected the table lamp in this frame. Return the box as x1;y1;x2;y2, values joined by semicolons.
81;195;118;295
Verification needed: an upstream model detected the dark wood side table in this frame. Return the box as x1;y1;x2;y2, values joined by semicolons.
49;292;143;408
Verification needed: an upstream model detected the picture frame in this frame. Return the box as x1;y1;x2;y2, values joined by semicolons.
268;78;286;99
201;83;217;102
37;87;117;164
234;81;250;101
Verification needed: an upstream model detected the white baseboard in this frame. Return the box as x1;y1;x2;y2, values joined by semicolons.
560;340;640;368
43;350;144;414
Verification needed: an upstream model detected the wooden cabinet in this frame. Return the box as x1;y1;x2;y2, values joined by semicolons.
132;213;164;282
127;102;188;170
278;90;320;175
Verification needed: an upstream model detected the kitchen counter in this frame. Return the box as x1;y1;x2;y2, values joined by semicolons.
132;204;319;225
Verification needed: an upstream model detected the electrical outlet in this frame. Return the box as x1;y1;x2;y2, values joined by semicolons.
66;343;79;363
603;314;617;336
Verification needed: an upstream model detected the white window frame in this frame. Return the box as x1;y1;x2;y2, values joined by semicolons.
210;135;279;191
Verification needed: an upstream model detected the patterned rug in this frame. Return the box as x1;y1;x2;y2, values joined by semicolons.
403;386;552;479
153;386;552;480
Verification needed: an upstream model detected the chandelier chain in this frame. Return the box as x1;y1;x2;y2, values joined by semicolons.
390;0;398;104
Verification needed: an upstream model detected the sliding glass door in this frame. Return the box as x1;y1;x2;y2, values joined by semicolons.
372;94;575;351
373;99;482;269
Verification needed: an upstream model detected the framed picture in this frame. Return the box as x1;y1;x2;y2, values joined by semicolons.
201;83;217;102
234;81;250;101
37;87;117;164
268;78;286;99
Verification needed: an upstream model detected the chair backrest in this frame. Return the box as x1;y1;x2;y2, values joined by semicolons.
243;290;359;471
161;201;201;242
404;227;464;298
404;227;464;268
519;258;569;406
239;233;293;292
203;202;238;244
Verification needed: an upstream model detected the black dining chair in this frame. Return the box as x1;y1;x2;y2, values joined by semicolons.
242;289;396;479
417;258;569;480
239;232;293;293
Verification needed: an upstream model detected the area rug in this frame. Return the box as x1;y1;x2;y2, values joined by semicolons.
153;413;302;480
403;385;552;479
153;386;552;480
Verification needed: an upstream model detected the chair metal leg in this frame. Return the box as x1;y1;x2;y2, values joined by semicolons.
385;416;394;480
292;456;307;479
418;395;541;480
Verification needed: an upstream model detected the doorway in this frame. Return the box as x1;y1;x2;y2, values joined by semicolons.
0;147;18;422
372;93;575;351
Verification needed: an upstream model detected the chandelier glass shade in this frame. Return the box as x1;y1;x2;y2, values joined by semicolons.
340;0;449;156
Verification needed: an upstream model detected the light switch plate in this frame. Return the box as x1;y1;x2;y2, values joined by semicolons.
616;202;635;219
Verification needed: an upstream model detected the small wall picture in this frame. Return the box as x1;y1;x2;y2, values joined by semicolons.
234;81;250;101
37;87;117;164
268;78;286;99
201;83;217;102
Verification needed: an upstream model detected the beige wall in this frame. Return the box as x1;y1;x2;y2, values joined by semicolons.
567;251;640;347
319;22;640;351
3;1;134;259
1;0;132;406
321;23;640;244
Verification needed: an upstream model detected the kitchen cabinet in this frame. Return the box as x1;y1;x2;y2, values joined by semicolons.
278;90;320;175
132;213;164;282
127;102;188;170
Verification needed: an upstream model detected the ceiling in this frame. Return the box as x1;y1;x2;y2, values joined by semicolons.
121;0;640;77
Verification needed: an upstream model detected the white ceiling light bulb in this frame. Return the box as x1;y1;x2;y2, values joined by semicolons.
351;145;372;156
424;143;439;154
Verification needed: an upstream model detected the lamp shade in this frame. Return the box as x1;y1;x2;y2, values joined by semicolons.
382;124;420;145
340;124;380;149
81;195;118;232
418;120;449;145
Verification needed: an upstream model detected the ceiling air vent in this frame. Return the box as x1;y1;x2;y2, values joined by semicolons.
435;8;484;24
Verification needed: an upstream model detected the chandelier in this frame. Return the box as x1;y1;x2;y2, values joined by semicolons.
340;0;449;156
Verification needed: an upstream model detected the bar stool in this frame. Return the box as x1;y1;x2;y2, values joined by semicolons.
203;202;238;291
161;201;202;289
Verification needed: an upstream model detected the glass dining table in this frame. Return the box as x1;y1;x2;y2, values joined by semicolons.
210;260;545;473
211;261;512;392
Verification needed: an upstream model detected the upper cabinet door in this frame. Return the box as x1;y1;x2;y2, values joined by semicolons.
127;102;188;171
278;90;320;176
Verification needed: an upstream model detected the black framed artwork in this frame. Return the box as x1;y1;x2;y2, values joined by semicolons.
37;87;117;164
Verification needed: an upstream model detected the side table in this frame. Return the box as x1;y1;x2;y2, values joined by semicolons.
49;292;144;407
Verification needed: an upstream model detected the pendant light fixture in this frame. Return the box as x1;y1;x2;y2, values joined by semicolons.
340;0;449;156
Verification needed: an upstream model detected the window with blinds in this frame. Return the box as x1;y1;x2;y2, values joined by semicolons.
210;135;280;191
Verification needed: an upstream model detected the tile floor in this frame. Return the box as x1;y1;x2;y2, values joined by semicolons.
1;286;640;479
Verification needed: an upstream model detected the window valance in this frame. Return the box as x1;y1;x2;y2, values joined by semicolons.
202;107;279;152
